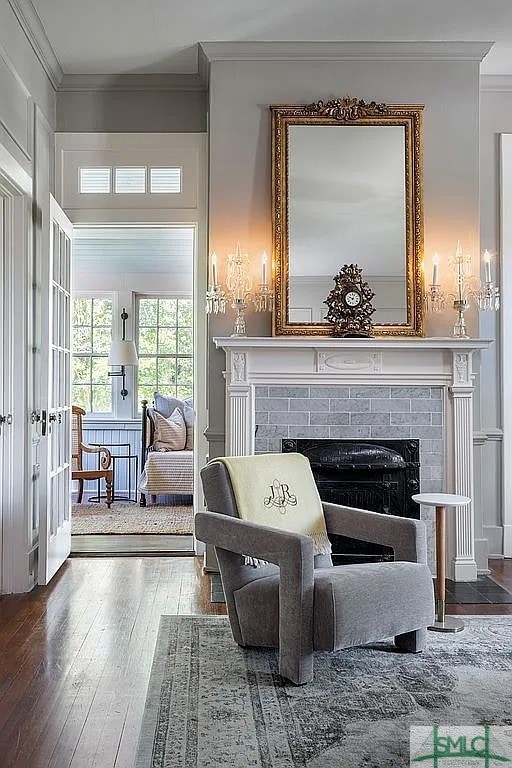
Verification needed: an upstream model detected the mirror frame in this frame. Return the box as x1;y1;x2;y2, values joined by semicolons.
271;96;424;336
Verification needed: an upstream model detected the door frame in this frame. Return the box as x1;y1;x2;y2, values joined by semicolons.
55;133;208;553
0;142;33;593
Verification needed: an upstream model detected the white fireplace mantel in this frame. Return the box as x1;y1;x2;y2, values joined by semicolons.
214;336;493;581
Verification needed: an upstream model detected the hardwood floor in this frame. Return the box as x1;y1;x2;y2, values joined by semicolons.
0;557;509;768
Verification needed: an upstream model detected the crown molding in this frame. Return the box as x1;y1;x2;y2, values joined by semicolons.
8;0;63;89
200;41;494;65
58;72;207;93
480;74;512;92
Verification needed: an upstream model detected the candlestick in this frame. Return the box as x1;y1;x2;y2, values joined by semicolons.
424;240;500;335
211;252;218;289
483;250;492;284
261;251;268;287
432;253;440;287
205;243;273;334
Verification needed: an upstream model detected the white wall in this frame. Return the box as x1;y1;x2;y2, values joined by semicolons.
479;86;512;561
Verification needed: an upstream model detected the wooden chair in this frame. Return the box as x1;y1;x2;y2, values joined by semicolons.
72;406;113;508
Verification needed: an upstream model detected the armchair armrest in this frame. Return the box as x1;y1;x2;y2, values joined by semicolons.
195;511;315;684
80;443;112;470
322;502;427;564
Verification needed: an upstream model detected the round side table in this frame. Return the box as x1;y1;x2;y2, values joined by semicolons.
412;492;471;633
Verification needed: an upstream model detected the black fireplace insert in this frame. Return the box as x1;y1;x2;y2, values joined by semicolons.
282;438;420;564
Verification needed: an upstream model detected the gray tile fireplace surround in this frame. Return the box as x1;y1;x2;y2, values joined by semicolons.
254;384;443;571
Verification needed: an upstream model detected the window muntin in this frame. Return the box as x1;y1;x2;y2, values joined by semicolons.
137;297;193;406
72;297;113;413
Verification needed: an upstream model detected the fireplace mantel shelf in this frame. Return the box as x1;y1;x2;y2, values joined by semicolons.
214;336;493;350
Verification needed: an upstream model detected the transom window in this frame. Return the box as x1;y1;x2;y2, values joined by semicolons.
136;297;193;405
78;166;182;195
72;297;113;413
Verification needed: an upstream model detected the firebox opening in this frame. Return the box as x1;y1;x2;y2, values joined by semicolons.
282;438;420;565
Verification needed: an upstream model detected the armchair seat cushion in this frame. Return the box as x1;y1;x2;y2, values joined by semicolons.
233;561;434;652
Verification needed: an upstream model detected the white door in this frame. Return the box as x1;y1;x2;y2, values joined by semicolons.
38;197;73;584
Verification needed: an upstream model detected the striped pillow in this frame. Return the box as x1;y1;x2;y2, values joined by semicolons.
153;408;186;451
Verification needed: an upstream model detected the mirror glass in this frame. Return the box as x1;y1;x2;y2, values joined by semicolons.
288;124;406;325
271;98;424;336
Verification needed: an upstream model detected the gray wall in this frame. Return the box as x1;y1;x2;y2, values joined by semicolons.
205;55;501;562
57;89;207;132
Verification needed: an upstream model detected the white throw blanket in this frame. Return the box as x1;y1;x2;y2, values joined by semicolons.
215;453;331;561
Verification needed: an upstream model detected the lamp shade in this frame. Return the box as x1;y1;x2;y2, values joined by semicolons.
108;339;139;366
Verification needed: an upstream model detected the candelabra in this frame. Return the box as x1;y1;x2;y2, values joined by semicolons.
205;244;274;336
425;242;500;338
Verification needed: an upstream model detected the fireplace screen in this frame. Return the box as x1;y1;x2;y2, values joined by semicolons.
282;438;420;563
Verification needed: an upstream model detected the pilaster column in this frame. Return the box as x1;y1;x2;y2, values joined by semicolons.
225;351;254;456
448;351;478;581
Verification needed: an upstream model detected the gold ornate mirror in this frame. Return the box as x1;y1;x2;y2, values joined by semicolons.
271;96;424;336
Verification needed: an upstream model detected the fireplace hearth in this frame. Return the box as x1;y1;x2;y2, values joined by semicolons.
282;438;420;563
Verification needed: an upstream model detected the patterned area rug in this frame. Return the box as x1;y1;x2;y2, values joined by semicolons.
135;615;512;768
71;502;194;535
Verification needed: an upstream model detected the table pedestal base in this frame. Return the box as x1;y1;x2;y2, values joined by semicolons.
428;598;465;633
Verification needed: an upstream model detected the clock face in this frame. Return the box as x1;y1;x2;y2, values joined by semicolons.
344;290;362;308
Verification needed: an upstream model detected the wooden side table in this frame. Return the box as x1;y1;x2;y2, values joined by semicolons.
412;492;471;633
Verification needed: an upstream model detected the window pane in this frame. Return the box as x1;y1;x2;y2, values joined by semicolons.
177;299;193;326
92;386;112;412
138;386;155;406
91;357;109;384
93;326;112;354
159;299;177;326
157;358;176;385
139;299;158;327
149;167;181;194
158;327;177;354
177;328;193;355
73;298;91;326
93;298;113;325
73;327;91;354
139;327;157;355
138;357;157;384
176;358;193;386
73;356;90;383
177;386;192;400
79;168;111;194
73;384;90;411
114;167;146;194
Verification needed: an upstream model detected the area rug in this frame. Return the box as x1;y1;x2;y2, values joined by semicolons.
135;615;512;768
71;502;194;535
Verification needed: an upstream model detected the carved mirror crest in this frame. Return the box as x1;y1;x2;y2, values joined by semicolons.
271;96;424;336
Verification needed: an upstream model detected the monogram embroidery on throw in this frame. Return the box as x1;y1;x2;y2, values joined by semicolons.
264;479;298;513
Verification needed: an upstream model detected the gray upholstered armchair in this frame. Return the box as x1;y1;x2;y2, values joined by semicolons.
196;457;435;686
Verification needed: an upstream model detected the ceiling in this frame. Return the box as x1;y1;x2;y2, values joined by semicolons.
30;0;512;76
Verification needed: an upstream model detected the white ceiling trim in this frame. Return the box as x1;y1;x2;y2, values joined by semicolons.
8;0;63;89
59;72;206;93
480;74;512;91
200;41;494;64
